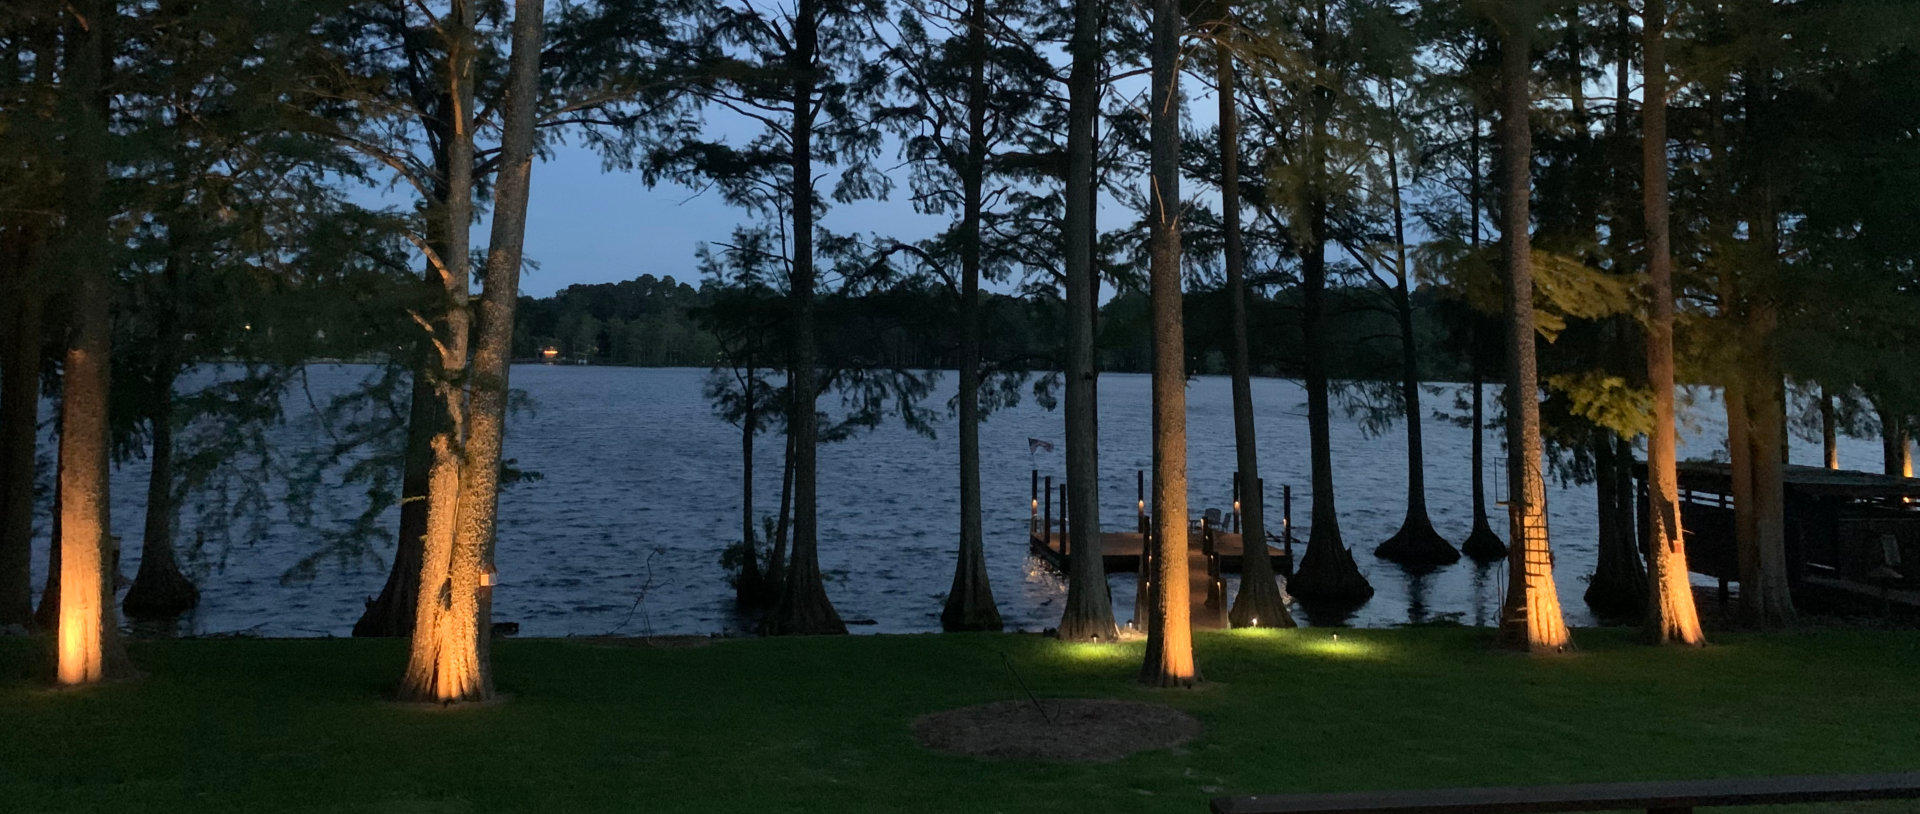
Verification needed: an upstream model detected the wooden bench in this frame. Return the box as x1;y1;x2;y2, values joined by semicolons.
1209;772;1920;813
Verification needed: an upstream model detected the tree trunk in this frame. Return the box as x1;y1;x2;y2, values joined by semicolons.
943;0;1002;632
1140;0;1195;687
1819;389;1838;470
1877;401;1908;477
122;360;198;619
1373;131;1456;568
0;223;42;628
34;472;59;631
736;369;761;607
357;63;462;637
1493;9;1572;653
769;428;793;589
1460;116;1505;563
1219;10;1291;629
1732;72;1796;628
1;3;56;632
1639;0;1704;644
354;317;440;637
399;0;484;702
1057;0;1118;642
1583;5;1648;621
55;0;132;684
1740;361;1794;626
1287;0;1371;603
768;0;846;636
1585;436;1646;618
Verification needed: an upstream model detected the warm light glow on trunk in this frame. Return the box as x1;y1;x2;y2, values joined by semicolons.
56;547;105;685
1641;0;1704;646
1493;4;1571;654
1138;0;1197;687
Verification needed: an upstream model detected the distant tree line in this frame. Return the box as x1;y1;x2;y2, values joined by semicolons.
511;272;1463;380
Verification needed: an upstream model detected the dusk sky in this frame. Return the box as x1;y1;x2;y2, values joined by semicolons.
511;141;944;298
505;72;1208;299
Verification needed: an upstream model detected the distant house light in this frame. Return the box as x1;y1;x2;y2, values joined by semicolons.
541;346;560;360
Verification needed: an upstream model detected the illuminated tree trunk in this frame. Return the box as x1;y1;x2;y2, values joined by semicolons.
401;0;483;702
0;224;41;628
768;0;846;636
1288;0;1371;603
1218;10;1291;629
359;71;460;638
1373;130;1456;569
1140;0;1195;687
1057;0;1118;642
943;0;1002;632
1640;0;1704;645
56;0;132;684
1493;8;1571;653
1460;116;1506;563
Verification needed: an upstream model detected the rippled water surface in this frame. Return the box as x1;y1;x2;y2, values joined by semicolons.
33;364;1872;636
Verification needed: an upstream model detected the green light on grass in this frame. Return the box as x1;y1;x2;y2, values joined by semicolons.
1300;632;1378;659
1056;642;1132;663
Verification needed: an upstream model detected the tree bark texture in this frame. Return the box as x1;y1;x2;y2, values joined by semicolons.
943;0;1003;632
1217;8;1291;629
1287;0;1371;603
1640;0;1705;644
55;0;133;684
1493;11;1572;653
1057;0;1118;642
1140;0;1196;687
768;0;847;636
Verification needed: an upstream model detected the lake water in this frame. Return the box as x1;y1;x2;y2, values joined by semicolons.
27;364;1873;636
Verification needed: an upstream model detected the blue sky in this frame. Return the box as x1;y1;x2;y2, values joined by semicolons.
502;67;1197;299
513;141;948;298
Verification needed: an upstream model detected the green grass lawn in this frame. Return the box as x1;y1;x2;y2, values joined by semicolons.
3;627;1917;812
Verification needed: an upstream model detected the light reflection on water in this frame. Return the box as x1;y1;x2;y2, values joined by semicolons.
34;364;1871;637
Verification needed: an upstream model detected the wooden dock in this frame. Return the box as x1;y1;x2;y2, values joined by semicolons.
1027;529;1290;574
1028;526;1289;631
1025;468;1295;629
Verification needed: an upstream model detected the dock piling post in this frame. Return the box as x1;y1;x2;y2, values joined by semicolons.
1031;469;1039;536
1280;481;1293;577
1134;525;1152;629
1059;482;1070;562
1043;475;1053;552
1232;472;1242;533
1137;469;1147;533
1203;517;1225;619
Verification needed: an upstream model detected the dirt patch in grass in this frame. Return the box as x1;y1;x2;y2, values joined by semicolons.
913;698;1201;763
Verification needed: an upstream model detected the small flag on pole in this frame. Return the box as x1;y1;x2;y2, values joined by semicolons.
1028;437;1055;454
